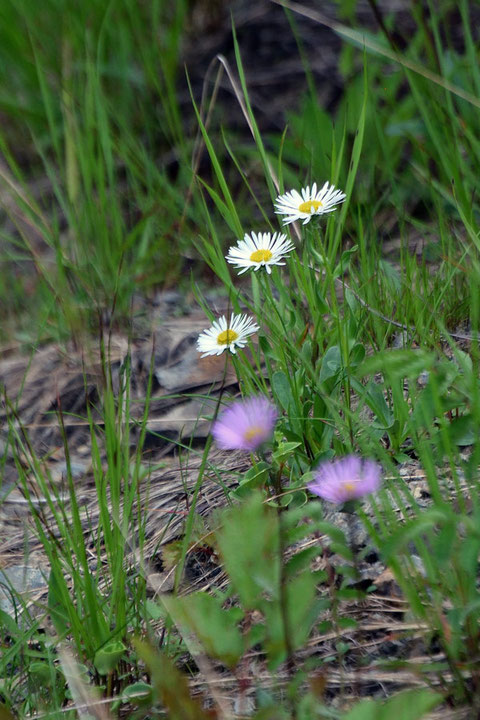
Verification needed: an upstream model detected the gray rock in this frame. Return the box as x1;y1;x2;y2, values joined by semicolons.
0;564;48;617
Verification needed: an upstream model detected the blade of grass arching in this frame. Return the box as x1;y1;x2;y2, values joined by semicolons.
272;0;480;110
283;3;318;107
61;39;80;207
231;24;279;201
454;195;480;253
221;129;275;229
408;76;468;213
157;2;189;150
0;145;52;245
420;6;476;209
329;107;347;201
31;40;62;161
190;281;226;328
186;72;243;238
331;60;367;260
459;0;480;98
84;57;126;287
198;178;243;242
123;0;188;149
195;192;240;298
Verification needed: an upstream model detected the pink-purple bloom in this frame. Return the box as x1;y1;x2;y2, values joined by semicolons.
308;455;382;504
212;396;278;451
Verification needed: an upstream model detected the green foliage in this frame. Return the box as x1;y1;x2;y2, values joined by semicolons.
342;688;442;719
135;639;212;720
94;641;127;675
3;0;480;716
163;592;244;668
2;352;151;710
216;492;281;609
379;504;480;692
0;0;198;341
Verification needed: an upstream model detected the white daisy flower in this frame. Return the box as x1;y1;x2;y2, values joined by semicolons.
274;181;346;225
225;231;295;275
197;313;260;357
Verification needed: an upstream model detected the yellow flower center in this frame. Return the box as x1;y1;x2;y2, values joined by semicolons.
244;426;264;442
217;329;239;345
250;248;273;263
342;482;356;495
298;199;323;214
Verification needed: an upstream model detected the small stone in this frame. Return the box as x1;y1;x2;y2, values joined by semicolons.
0;565;48;617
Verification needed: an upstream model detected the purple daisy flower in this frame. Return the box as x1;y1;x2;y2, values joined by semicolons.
308;455;382;504
212;396;278;452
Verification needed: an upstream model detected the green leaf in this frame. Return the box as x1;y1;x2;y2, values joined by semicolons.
272;371;295;413
216;492;280;608
342;688;442;719
272;441;302;464
30;661;52;683
285;546;321;578
263;571;320;669
446;413;476;446
146;598;166;620
122;682;153;706
342;698;379;719
411;384;437;431
287;572;320;647
333;245;358;278
357;349;435;380
0;608;21;638
94;640;126;675
319;345;342;382
232;462;270;498
162;592;244;668
349;342;366;368
381;509;450;562
252;707;289;720
351;378;394;429
47;566;70;636
379;688;442;719
287;489;308;510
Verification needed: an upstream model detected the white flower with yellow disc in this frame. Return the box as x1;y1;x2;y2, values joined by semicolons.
225;231;295;275
197;314;260;357
274;182;346;225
